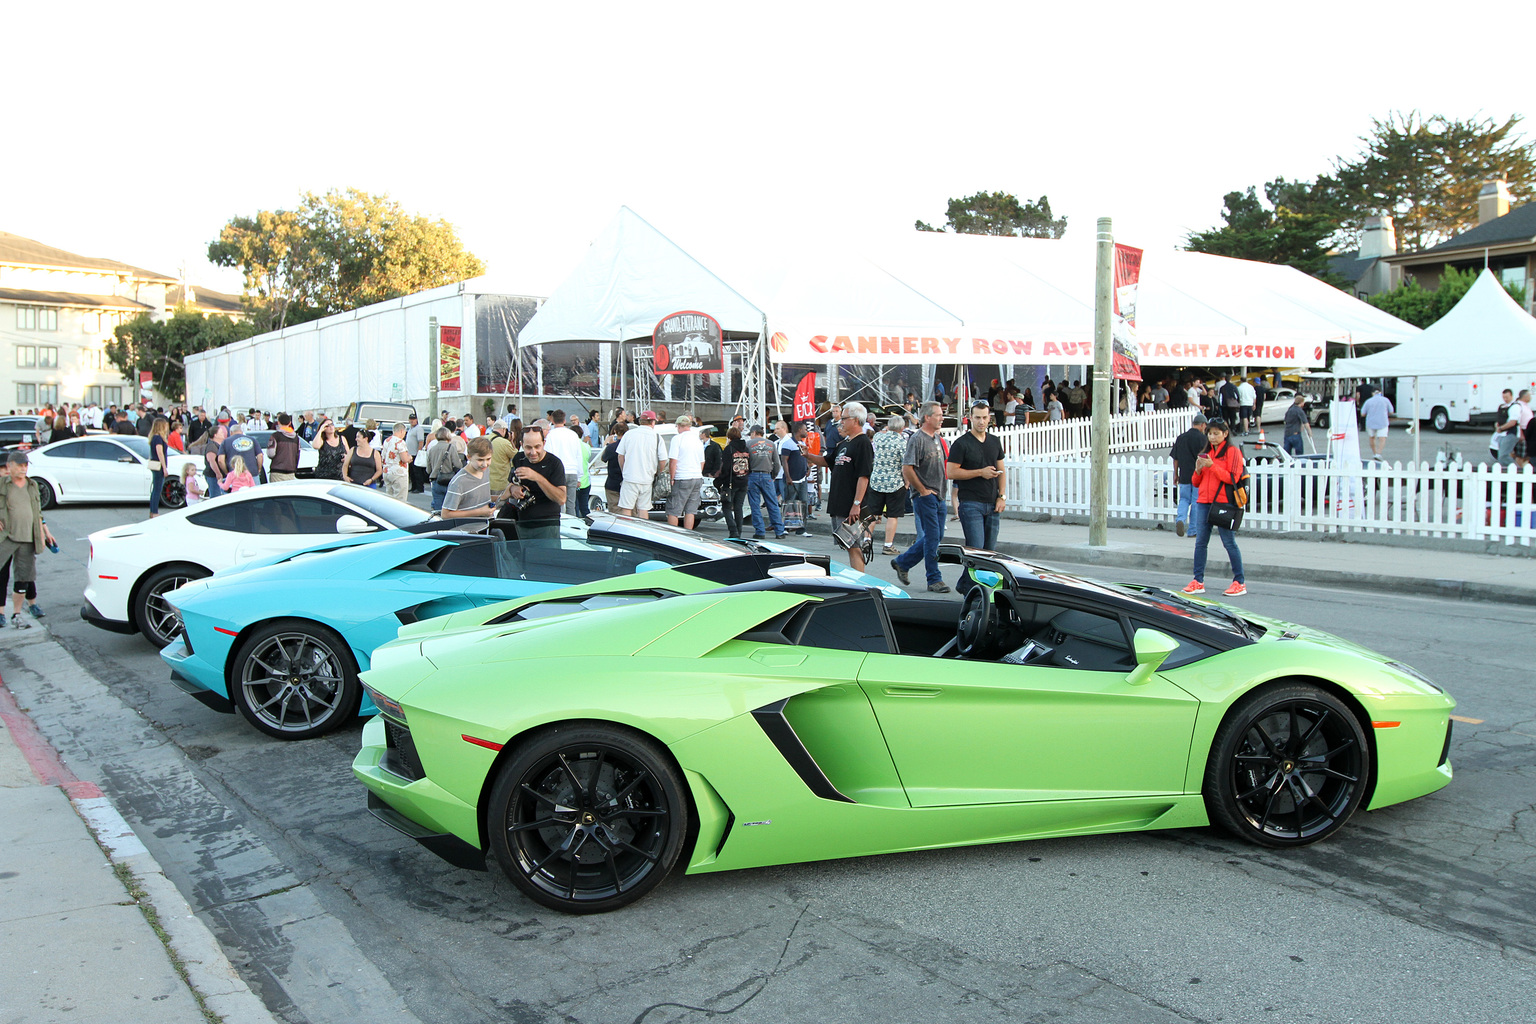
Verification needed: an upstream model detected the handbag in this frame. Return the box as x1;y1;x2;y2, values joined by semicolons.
1209;481;1244;531
650;436;672;502
147;460;162;471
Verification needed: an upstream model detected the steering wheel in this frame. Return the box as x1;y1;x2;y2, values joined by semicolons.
956;586;996;658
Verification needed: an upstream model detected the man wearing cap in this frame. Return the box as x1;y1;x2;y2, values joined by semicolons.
0;451;54;628
1170;413;1209;538
667;415;706;529
616;410;665;518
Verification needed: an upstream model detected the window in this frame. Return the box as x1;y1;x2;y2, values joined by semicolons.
79;349;101;371
86;386;101;406
796;596;893;654
38;385;57;406
39;347;58;369
14;307;56;331
16;384;34;406
78;440;136;461
104;386;122;406
83;312;101;334
16;346;35;368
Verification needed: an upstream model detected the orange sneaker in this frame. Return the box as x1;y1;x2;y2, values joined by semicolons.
1224;582;1247;597
1180;580;1205;594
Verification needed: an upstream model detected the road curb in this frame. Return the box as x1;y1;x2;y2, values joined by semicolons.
0;649;279;1024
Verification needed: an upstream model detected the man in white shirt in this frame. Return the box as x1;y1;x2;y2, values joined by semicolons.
1236;378;1257;435
1361;390;1395;458
461;413;483;439
541;409;586;516
666;415;707;529
616;410;664;518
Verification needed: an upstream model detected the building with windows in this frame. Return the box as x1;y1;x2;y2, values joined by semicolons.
0;231;185;412
1385;181;1536;315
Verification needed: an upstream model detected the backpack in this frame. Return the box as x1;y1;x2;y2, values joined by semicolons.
702;438;723;477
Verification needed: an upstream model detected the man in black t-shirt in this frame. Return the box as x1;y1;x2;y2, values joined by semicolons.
508;425;567;541
946;401;1006;593
1169;414;1209;537
804;402;875;570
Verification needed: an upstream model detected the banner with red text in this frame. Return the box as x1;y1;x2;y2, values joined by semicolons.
766;327;1322;368
1111;243;1143;381
439;325;462;391
792;372;817;422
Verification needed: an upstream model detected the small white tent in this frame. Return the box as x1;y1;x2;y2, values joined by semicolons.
1333;269;1536;377
1334;269;1536;462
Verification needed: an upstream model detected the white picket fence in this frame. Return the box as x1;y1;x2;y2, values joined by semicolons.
941;408;1195;460
1008;456;1536;547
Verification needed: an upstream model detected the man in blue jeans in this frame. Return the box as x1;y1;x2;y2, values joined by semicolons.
892;402;950;593
744;424;786;539
1168;413;1208;538
947;401;1006;593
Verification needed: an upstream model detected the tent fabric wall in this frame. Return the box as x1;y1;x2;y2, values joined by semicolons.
518;208;1421;368
1334;269;1536;377
182;283;505;414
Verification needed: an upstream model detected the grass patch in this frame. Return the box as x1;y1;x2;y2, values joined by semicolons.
112;861;225;1024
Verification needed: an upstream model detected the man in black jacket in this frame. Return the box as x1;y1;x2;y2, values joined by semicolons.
1170;414;1209;538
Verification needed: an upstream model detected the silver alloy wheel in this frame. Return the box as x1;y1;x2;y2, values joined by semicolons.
238;631;349;734
143;574;193;646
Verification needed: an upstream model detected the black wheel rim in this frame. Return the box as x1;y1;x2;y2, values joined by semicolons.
144;575;193;644
239;632;348;733
506;744;670;905
162;479;185;508
1229;699;1362;841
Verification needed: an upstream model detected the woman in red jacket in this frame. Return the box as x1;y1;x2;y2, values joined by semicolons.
1183;418;1246;597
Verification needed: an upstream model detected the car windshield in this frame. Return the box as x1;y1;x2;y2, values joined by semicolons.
327;484;432;527
999;559;1254;638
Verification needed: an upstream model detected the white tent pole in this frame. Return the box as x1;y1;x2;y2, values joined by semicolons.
1412;376;1421;465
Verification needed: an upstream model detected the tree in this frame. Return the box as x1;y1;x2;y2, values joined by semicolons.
1368;266;1528;328
208;188;487;333
1323;113;1536;251
915;191;1067;238
108;307;258;401
1184;179;1345;280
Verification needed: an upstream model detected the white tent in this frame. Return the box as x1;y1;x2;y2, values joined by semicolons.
1333;269;1536;377
1333;268;1536;462
520;207;1420;372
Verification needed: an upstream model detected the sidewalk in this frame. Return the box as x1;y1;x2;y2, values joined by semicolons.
839;514;1536;605
0;657;276;1024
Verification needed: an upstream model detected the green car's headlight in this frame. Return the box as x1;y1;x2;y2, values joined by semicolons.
1386;661;1442;693
363;683;407;722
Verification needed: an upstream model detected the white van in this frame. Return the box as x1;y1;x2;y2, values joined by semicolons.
1413;375;1536;432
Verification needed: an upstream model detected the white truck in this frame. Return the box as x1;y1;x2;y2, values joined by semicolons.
1413;374;1536;432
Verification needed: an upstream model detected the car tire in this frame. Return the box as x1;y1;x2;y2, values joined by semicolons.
230;620;361;740
35;478;57;510
488;723;689;914
133;564;211;648
161;476;186;510
588;493;607;514
1204;682;1369;848
1431;407;1452;433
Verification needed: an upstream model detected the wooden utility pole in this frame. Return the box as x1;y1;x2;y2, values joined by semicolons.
1090;218;1113;547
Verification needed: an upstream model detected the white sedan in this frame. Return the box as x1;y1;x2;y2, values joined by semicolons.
28;434;203;510
82;480;435;648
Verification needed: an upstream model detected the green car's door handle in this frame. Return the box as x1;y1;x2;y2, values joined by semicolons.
883;685;942;697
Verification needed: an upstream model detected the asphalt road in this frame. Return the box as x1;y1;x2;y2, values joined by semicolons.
10;498;1536;1024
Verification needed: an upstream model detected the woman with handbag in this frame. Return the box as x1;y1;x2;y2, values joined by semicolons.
1183;418;1247;597
147;416;170;517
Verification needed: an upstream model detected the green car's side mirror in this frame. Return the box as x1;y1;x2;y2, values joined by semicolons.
969;568;1003;589
1127;628;1180;686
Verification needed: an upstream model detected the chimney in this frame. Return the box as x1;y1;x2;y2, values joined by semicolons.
1478;180;1512;225
1359;215;1397;260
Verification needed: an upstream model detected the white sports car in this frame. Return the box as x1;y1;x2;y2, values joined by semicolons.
27;435;203;510
82;480;436;647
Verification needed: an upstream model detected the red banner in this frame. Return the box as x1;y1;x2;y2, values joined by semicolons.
1111;243;1143;382
439;326;462;391
792;373;816;422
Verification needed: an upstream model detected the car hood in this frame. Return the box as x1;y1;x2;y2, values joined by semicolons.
1240;608;1444;694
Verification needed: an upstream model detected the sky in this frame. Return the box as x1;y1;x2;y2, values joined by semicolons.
5;2;1528;300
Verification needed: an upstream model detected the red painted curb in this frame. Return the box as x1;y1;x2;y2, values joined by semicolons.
0;676;98;797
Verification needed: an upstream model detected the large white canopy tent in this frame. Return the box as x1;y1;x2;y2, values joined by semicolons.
1335;269;1536;461
519;207;1420;419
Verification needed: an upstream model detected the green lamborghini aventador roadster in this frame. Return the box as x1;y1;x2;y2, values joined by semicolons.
353;546;1455;914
